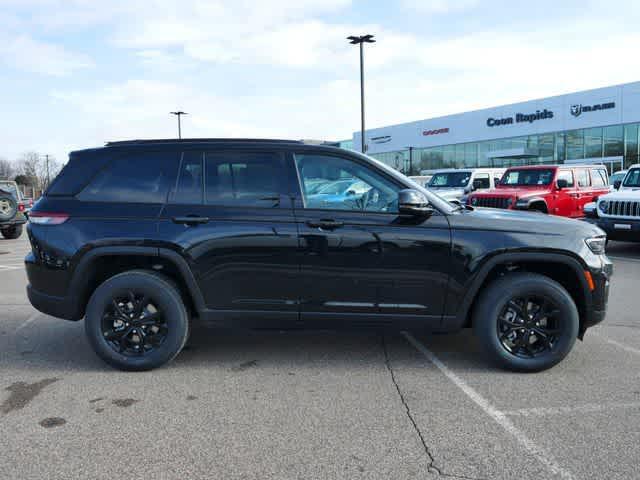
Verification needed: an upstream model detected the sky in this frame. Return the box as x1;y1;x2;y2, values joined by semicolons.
1;0;640;164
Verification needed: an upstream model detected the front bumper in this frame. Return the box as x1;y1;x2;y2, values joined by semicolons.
581;256;612;335
584;216;640;242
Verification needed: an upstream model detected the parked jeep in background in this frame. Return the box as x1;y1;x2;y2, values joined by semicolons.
0;180;28;239
426;167;505;202
467;164;609;217
586;164;640;241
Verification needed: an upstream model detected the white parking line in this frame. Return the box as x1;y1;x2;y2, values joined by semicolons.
15;311;42;333
402;332;575;480
503;401;640;418
591;331;640;356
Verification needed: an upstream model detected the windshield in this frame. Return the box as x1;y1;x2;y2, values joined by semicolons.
500;169;554;186
428;172;471;188
623;169;640;187
610;171;626;184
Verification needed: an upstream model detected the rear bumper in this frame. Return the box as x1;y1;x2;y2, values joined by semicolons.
25;252;81;321
26;285;81;321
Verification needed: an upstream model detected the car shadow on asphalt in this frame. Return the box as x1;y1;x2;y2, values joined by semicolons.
5;318;501;374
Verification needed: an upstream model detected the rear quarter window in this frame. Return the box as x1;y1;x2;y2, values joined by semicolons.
76;151;179;203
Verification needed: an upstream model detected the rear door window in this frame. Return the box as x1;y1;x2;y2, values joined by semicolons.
575;169;590;187
590;169;608;187
77;151;178;203
472;173;490;189
170;152;203;204
204;151;289;207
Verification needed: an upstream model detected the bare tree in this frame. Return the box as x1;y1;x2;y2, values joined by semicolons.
0;157;14;180
15;151;62;189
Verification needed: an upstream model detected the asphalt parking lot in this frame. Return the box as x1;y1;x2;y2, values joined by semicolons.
1;235;638;480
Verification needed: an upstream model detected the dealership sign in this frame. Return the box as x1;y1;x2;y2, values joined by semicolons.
486;109;554;127
370;135;391;144
570;102;615;117
423;127;449;136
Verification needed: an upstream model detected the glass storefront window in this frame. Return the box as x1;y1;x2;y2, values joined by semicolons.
604;125;624;157
566;130;584;160
453;144;464;168
584;127;603;158
464;143;477;167
555;133;565;161
478;142;490;167
625;124;638;157
443;145;455;167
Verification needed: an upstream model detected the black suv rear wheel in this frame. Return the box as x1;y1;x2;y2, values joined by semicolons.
473;272;579;372
85;270;190;371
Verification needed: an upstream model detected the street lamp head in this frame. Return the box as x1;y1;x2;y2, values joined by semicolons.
170;111;188;116
347;34;375;44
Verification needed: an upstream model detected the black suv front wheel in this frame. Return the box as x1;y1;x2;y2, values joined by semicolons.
473;273;579;372
85;270;190;371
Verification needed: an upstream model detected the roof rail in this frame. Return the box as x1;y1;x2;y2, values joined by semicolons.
105;138;306;147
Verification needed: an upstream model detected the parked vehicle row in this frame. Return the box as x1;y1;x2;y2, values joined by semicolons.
25;139;611;373
584;164;640;242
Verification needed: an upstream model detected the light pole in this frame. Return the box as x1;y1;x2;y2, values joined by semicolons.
347;34;375;154
405;146;414;175
170;111;188;139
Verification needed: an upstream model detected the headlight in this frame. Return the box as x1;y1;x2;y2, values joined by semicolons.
515;198;528;207
506;197;513;207
598;201;608;214
470;197;478;206
585;235;607;254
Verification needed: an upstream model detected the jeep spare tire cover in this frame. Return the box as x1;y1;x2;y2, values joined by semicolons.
0;193;17;221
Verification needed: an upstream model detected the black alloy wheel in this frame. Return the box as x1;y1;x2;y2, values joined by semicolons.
497;296;561;358
473;272;579;372
101;291;168;357
85;270;190;371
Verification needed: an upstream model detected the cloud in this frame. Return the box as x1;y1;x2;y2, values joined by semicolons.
400;0;479;14
0;34;93;76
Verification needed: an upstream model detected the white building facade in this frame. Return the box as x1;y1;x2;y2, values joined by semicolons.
351;81;640;175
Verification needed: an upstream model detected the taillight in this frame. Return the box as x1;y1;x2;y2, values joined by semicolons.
28;212;69;225
18;204;25;212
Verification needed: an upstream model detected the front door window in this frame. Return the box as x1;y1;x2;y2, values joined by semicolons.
294;154;400;213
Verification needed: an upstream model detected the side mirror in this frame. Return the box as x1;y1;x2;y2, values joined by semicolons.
556;179;568;189
398;189;433;216
614;180;622;190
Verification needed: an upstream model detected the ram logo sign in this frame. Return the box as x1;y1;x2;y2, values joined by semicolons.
570;102;615;117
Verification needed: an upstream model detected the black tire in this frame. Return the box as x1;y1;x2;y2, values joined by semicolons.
473;272;579;372
0;194;17;221
85;270;190;371
1;224;23;239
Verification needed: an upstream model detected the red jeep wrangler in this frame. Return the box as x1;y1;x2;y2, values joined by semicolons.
467;164;610;218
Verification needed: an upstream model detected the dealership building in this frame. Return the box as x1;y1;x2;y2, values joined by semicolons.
344;81;640;175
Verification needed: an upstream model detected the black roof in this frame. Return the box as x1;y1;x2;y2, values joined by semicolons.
105;138;305;147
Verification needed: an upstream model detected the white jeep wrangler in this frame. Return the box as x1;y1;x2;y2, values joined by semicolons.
586;164;640;241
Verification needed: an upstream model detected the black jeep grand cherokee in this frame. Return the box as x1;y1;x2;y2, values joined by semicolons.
26;139;612;372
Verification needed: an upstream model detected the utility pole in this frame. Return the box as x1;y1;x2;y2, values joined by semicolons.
170;111;188;139
41;154;51;188
347;34;375;154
